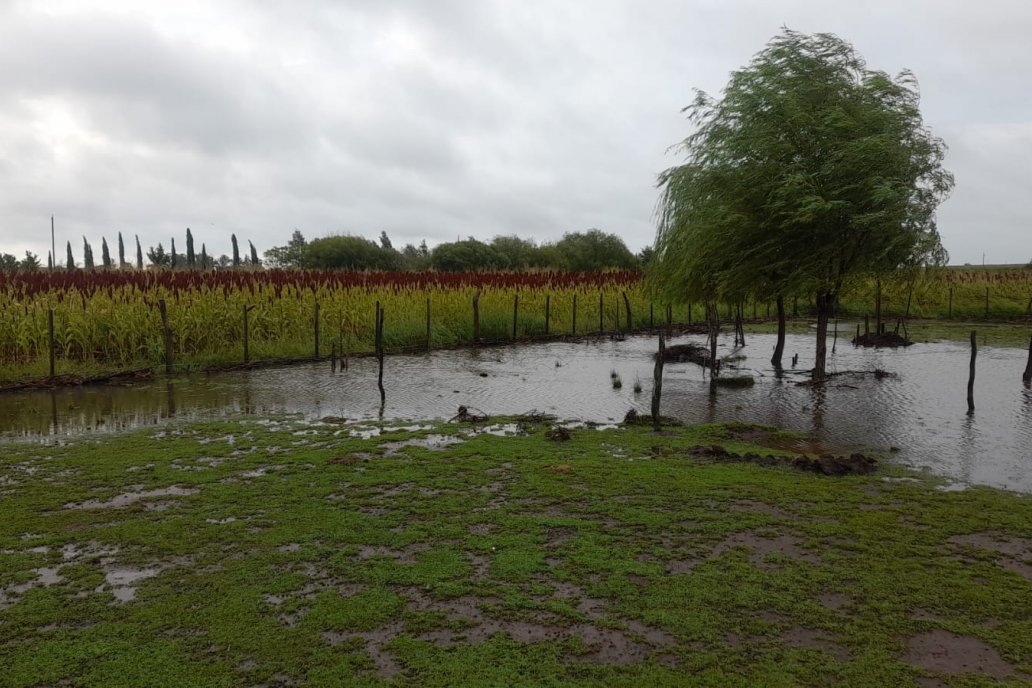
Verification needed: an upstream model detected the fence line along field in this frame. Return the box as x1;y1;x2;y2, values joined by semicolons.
0;270;672;385
1;266;1030;385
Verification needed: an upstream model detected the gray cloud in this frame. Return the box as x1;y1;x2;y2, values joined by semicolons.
0;0;1028;264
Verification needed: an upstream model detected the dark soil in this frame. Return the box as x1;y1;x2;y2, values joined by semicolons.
688;444;878;476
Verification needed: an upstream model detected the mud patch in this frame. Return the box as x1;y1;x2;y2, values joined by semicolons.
65;486;200;510
380;435;464;456
709;531;822;570
949;533;1032;582
903;630;1019;680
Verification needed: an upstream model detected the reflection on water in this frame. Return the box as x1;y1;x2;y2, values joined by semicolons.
2;332;1031;492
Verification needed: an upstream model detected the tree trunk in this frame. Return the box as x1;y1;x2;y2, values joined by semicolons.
813;292;834;381
771;295;786;368
707;302;719;377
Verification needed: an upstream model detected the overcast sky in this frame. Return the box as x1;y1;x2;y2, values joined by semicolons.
1;0;1029;265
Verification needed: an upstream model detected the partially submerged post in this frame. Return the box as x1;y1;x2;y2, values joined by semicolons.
622;292;632;332
967;330;977;414
651;333;665;430
376;302;385;405
572;294;577;335
1023;335;1032;384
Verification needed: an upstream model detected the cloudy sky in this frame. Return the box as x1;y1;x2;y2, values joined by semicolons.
1;0;1029;265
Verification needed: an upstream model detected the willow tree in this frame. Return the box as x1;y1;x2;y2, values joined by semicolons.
651;29;953;380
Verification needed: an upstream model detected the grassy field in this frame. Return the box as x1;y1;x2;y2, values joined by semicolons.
1;416;1030;686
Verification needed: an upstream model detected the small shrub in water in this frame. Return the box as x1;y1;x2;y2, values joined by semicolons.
633;379;642;394
612;375;623;389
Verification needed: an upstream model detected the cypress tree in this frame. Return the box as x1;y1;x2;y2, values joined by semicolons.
171;238;177;269
249;240;259;266
101;237;112;269
118;232;126;267
201;243;208;270
136;235;143;269
66;241;74;269
186;228;195;268
83;237;94;269
231;234;241;267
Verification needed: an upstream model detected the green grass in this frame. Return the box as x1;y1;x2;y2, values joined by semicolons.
1;417;1030;686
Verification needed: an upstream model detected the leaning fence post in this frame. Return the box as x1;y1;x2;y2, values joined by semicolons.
572;294;577;335
47;308;56;377
967;330;977;414
159;299;173;375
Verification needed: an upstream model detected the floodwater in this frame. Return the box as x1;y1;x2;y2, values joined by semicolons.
2;329;1031;492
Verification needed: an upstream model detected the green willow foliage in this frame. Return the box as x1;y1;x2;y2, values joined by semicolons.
650;29;954;378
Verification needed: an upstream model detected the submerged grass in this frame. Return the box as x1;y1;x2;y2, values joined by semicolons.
1;417;1030;686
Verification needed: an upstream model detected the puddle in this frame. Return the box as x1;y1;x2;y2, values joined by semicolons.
380;435;465;456
64;486;200;510
3;334;1032;492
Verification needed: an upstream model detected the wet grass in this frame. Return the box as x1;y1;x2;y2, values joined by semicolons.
1;418;1031;686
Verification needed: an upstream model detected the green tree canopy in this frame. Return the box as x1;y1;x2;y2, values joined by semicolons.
304;235;401;271
650;29;953;379
429;239;510;272
553;229;636;272
264;230;308;268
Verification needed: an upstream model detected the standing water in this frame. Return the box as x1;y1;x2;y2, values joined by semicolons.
1;331;1030;492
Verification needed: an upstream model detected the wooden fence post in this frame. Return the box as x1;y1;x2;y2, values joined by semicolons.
314;302;320;358
967;330;977;414
472;291;481;345
1023;335;1032;384
159;299;173;374
948;286;953;319
425;297;431;352
622;292;632;332
242;304;255;364
47;308;56;378
984;287;989;319
599;292;604;335
545;294;550;336
649;303;654;329
652;333;665;430
572;294;577;335
376;302;385;404
512;293;519;341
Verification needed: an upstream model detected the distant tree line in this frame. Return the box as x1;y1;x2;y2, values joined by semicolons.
0;228;264;272
264;228;649;272
3;226;649;274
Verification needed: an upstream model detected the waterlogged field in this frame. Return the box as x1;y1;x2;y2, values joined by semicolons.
0;270;661;384
2;266;1030;385
1;417;1030;686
